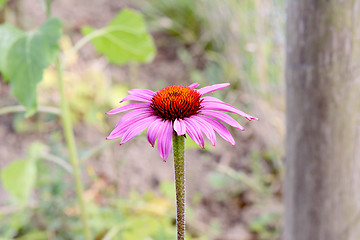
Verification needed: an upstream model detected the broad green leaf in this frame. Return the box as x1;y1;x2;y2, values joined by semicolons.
0;142;43;206
1;158;37;206
5;18;62;116
0;0;9;9
0;24;23;81
82;9;156;65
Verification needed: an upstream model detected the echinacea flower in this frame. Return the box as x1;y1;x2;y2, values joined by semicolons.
106;83;258;161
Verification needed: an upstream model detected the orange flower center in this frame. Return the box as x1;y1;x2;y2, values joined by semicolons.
151;86;203;121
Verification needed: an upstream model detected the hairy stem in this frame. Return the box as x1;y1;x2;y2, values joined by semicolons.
56;58;92;240
173;132;186;240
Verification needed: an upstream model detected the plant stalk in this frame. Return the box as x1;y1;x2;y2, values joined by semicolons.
56;57;92;240
172;132;186;240
0;105;60;116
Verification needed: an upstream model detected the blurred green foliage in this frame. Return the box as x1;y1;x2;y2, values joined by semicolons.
0;156;207;240
207;148;282;240
0;24;22;77
1;143;44;206
249;213;281;240
138;0;285;95
0;0;9;9
38;59;128;129
0;18;62;116
137;0;205;46
1;158;37;206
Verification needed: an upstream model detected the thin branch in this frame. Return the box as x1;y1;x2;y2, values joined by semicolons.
64;25;143;64
0;105;61;116
41;153;73;173
80;140;113;163
216;164;267;194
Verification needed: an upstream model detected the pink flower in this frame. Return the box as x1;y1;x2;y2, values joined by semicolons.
106;83;258;161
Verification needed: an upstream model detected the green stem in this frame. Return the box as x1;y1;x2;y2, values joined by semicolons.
172;132;186;240
56;57;92;240
41;153;73;174
0;105;60;116
45;0;54;19
65;25;143;63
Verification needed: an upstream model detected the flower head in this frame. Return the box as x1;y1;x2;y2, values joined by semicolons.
106;83;258;161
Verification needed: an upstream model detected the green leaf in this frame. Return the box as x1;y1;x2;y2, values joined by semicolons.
5;18;62;116
0;24;23;81
0;0;9;9
1;158;37;206
0;142;43;206
82;8;156;65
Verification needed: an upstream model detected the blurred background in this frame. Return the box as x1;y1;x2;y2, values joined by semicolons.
0;0;285;239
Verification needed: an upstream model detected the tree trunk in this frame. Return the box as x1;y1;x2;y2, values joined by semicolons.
285;1;360;240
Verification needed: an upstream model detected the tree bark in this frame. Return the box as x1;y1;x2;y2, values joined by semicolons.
285;1;360;240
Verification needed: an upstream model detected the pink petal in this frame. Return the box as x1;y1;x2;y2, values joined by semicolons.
190;116;216;146
197;83;230;95
106;103;150;115
120;116;157;145
120;94;152;103
201;96;258;121
115;108;154;128
126;91;153;101
200;110;245;130
183;118;205;148
146;118;163;147
174;118;186;136
107;113;153;139
157;120;173;162
188;83;200;89
128;89;155;97
198;115;235;145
